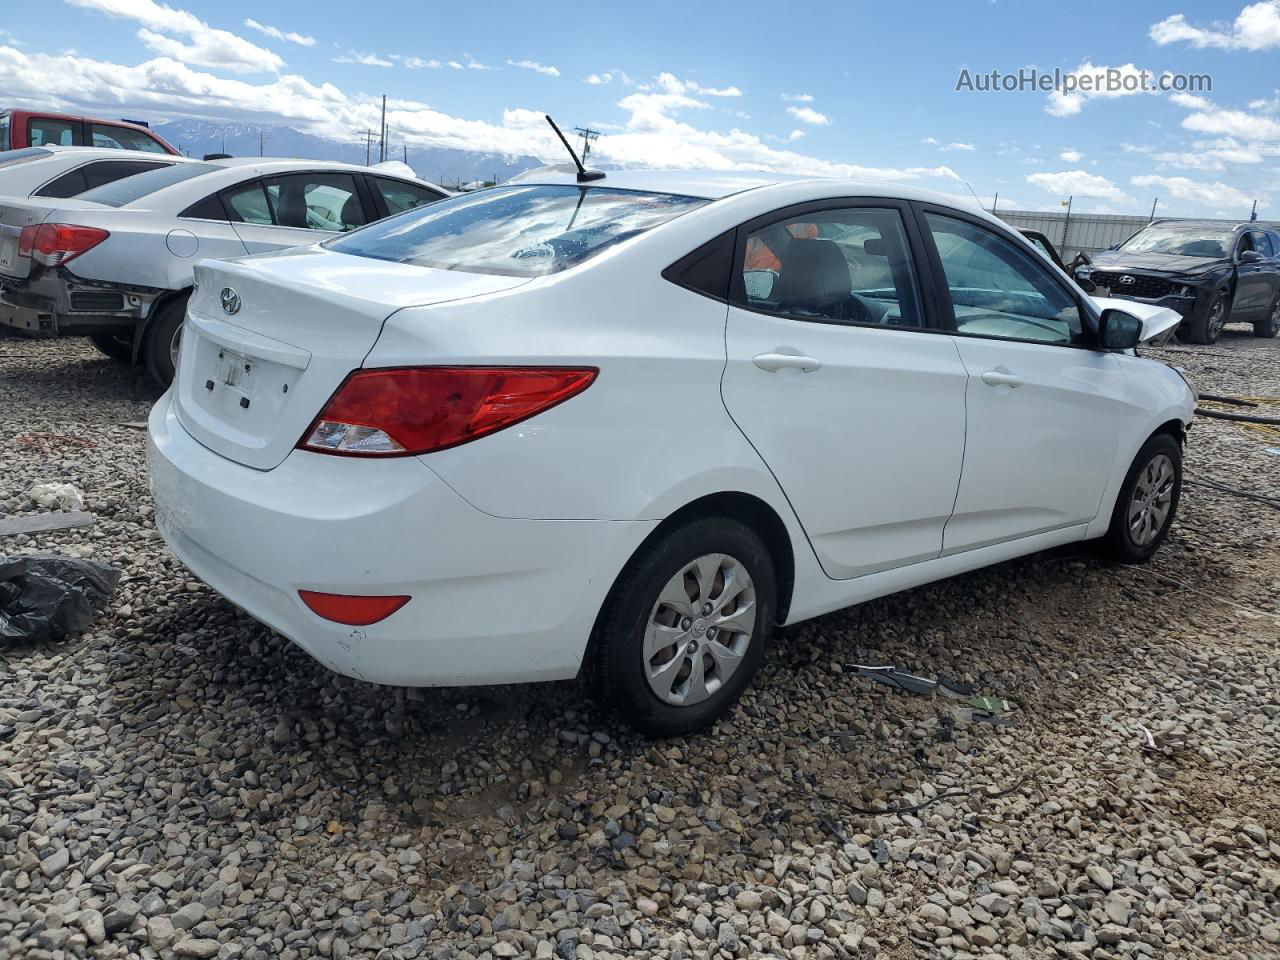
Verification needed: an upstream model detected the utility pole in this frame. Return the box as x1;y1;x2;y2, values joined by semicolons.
991;192;998;215
379;95;387;164
1150;197;1158;222
361;129;375;166
1061;195;1073;254
403;143;408;164
573;126;600;160
258;129;265;157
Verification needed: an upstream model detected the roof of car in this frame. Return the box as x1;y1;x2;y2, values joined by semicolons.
207;156;444;189
508;165;974;207
38;145;197;163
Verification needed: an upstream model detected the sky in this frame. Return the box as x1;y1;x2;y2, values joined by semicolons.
2;0;1278;217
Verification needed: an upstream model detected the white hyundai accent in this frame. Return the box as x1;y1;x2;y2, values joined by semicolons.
147;170;1195;736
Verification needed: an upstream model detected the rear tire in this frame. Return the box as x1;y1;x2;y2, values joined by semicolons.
143;294;190;388
1181;290;1231;345
89;334;134;364
586;517;776;737
1254;292;1280;339
1098;432;1182;564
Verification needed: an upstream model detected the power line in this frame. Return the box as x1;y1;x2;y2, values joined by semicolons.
572;126;600;160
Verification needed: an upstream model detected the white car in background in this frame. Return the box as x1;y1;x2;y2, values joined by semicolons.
0;145;195;199
148;170;1194;736
0;158;449;383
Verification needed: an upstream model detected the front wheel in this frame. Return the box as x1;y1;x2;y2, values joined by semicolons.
1254;292;1280;339
1181;290;1231;344
1099;433;1182;564
586;517;776;737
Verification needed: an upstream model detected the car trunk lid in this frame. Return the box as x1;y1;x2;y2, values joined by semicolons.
174;246;530;470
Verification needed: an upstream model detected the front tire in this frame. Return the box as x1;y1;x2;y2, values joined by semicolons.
143;294;190;388
586;517;776;737
1181;290;1231;345
1099;433;1182;564
1254;292;1280;339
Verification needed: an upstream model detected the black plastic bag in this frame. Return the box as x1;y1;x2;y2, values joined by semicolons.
0;555;121;644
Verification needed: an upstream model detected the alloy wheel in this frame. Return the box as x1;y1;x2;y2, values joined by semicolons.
169;325;183;372
1128;453;1175;547
1207;298;1227;339
643;553;756;707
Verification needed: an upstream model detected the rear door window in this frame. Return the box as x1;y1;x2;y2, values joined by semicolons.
29;117;77;147
264;173;367;232
76;162;218;207
371;177;444;215
0;115;10;151
222;181;274;224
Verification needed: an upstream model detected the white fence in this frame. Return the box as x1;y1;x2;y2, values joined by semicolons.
994;210;1277;263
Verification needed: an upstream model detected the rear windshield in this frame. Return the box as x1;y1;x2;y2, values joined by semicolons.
0;146;52;168
76;162;218;207
326;184;707;277
1120;224;1235;258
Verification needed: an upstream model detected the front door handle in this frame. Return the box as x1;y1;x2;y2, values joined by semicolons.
981;370;1024;388
753;352;823;373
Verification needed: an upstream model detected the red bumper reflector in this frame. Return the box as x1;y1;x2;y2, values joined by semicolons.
298;590;410;626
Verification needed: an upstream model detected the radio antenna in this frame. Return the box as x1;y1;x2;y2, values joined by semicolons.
545;115;605;183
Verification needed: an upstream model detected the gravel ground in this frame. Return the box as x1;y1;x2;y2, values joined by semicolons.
1;327;1278;960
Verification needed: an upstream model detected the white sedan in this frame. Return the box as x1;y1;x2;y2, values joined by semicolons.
0;158;448;383
147;170;1194;736
0;145;195;199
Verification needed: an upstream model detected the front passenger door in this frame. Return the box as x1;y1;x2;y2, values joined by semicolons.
920;208;1128;553
720;201;968;580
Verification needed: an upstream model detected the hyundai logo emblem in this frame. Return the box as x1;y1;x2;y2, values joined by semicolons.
220;287;241;315
1118;275;1136;285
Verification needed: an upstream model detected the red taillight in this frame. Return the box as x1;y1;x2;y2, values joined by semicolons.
298;366;598;457
298;590;410;626
18;223;110;267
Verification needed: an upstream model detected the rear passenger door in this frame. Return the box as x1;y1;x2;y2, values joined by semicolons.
1235;230;1275;318
916;206;1127;553
368;176;446;217
720;200;969;580
221;172;370;254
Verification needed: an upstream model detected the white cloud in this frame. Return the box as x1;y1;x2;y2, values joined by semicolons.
1059;147;1082;162
1044;61;1155;116
922;136;940;145
462;55;491;70
1173;95;1280;141
1026;170;1133;203
401;56;441;70
940;141;975;152
1155;137;1277;170
333;51;392;67
0;49;961;187
1150;2;1280;50
507;59;559;77
688;82;742;97
243;18;314;47
1169;92;1213;111
67;0;283;73
1131;174;1259;209
584;72;612;85
787;105;830;126
782;93;814;102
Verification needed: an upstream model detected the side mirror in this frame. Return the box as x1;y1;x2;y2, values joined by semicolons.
1240;249;1263;263
1098;308;1142;350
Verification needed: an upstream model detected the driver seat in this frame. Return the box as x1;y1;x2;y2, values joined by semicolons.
772;238;852;319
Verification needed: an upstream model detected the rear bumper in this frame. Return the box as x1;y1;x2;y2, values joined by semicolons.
146;392;655;687
0;268;162;337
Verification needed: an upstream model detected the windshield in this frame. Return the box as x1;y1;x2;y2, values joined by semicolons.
76;162;217;207
326;184;707;277
1120;224;1235;258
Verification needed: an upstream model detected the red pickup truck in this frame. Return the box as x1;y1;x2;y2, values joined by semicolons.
1;109;178;155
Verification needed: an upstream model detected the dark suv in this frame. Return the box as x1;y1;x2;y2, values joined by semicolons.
1076;220;1280;344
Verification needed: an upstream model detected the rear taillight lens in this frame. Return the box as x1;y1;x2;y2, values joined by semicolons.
299;366;598;457
18;223;110;267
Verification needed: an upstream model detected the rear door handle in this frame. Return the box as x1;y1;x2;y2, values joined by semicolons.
753;352;823;373
981;370;1024;388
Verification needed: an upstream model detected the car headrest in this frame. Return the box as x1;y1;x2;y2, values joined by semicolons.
340;193;364;230
772;238;851;309
275;189;308;229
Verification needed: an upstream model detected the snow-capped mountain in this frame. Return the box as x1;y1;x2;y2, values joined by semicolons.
153;121;543;188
